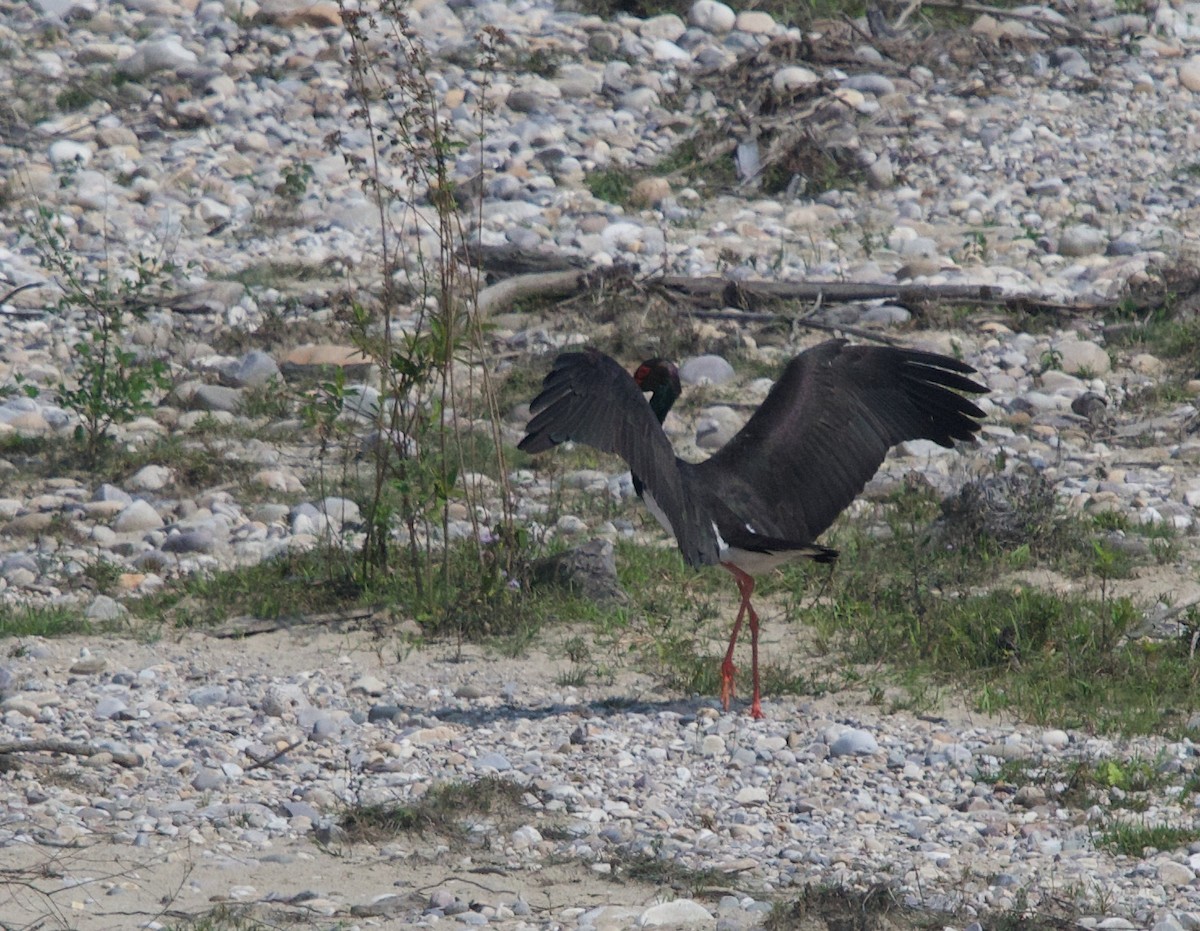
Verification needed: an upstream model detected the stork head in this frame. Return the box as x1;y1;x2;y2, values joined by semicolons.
633;358;681;423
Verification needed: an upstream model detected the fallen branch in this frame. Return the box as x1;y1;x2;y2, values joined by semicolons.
476;270;587;317
909;0;1105;40
0;281;46;316
655;275;1100;314
0;738;142;768
245;736;306;770
207;607;376;638
466;259;1115;320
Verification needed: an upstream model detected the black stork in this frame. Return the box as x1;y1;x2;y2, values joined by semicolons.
518;339;988;718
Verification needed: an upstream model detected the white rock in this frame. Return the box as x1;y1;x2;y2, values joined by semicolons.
1053;337;1111;376
638;13;686;41
128;465;172;492
511;825;542;849
48;140;92;167
700;734;725;756
639;899;713;927
652;40;690;64
1179;55;1200;92
1041;728;1069;750
689;0;735;33
114;499;164;533
736;10;776;33
123;38;199;76
680;355;735;386
1159;862;1197;886
829;727;878;757
556;515;587;535
773;66;819;94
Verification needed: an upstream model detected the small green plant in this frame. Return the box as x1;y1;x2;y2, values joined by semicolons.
0;604;89;638
961;230;989;263
164;904;273;931
82;558;123;595
275;160;313;201
1039;348;1063;372
585;167;636;205
1098;821;1200;857
23;207;174;466
339;776;528;842
55;85;96;112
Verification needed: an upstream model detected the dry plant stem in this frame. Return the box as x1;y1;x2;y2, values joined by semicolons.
336;1;517;618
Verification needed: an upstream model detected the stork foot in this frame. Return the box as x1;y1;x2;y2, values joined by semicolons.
719;657;737;711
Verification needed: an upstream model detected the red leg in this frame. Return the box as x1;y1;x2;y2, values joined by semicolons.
719;597;746;711
721;564;764;718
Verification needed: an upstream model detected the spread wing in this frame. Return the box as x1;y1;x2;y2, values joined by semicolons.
690;339;987;547
519;349;720;567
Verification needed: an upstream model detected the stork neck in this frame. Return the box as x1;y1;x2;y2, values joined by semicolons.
647;385;678;423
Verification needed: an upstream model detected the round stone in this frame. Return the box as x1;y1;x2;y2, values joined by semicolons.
689;0;736;33
114;500;164;533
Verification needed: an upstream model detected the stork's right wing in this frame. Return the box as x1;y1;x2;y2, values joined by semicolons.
519;349;720;567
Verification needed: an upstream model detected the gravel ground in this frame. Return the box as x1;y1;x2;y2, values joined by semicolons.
3;0;1200;928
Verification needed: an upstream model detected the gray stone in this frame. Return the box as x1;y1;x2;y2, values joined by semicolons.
1053;337;1111;376
474;752;512;771
679;354;735;386
85;595;126;622
695;406;743;450
1058;224;1108;257
262;684;309;717
188;685;229;708
1159;862;1197;886
1;554;39;585
94;484;133;505
843;73;896;96
161;530;216;554
192;767;227;791
829;728;879;757
188;385;244;413
94;697;128;720
319;497;361;526
118;38;198;77
530;538;627;604
506;90;543;113
222;350;281;388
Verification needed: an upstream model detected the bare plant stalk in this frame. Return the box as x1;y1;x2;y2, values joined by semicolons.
334;0;519;633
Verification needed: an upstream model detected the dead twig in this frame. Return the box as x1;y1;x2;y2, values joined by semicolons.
207;607;376;639
245;737;306;771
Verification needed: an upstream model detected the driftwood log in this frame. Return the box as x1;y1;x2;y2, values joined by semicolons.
466;241;1121;324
